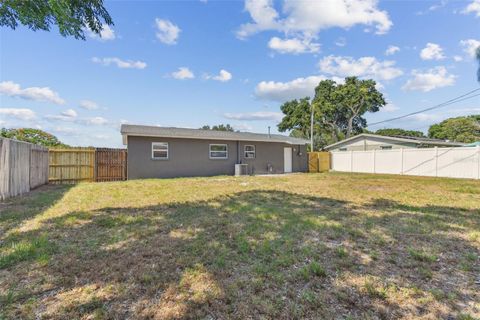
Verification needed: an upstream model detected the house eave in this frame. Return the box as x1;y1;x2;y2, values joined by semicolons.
121;132;307;145
324;133;464;150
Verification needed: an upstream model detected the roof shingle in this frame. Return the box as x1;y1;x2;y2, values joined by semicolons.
121;124;309;145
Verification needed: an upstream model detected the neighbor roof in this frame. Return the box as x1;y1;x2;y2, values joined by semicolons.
464;141;480;147
324;133;465;150
121;124;309;145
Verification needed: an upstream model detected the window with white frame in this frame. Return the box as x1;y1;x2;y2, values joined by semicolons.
209;144;228;159
244;145;255;158
152;142;168;159
380;145;392;150
339;147;347;151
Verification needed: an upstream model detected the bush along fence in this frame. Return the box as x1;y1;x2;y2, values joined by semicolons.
308;152;331;173
49;148;127;184
0;138;49;200
331;146;480;180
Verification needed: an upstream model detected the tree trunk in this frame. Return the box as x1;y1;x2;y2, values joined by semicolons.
346;117;354;138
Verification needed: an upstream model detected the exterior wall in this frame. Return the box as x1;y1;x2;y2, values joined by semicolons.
127;136;308;179
238;141;307;175
328;136;417;151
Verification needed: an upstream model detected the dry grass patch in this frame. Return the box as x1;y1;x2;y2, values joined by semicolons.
0;172;479;319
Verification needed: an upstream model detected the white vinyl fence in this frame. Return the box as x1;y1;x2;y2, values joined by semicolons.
331;146;480;180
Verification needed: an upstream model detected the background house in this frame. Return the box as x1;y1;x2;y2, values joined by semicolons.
324;133;465;152
121;124;308;179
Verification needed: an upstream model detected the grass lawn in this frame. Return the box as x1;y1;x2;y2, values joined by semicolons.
0;172;479;319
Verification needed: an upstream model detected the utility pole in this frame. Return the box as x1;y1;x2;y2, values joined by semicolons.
310;103;314;151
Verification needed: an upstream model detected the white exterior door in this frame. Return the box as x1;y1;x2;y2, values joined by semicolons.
284;147;292;173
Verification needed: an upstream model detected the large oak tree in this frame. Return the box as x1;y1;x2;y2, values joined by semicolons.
278;77;385;149
428;115;480;143
375;128;425;138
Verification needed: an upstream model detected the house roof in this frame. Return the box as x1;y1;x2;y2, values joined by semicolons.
464;141;480;147
324;133;465;150
121;124;309;145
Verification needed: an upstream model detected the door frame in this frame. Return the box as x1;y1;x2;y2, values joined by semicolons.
284;147;292;173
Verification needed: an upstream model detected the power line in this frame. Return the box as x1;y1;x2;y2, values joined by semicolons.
367;88;480;128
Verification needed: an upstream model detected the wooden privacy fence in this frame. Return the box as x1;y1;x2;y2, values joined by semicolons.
95;148;127;182
49;148;95;184
308;152;331;173
0;138;49;200
49;148;127;184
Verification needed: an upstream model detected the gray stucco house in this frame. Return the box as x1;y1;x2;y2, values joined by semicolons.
324;133;464;151
121;124;309;179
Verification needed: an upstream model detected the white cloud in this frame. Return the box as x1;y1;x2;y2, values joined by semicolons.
335;37;347;47
79;100;99;110
92;57;147;69
268;37;320;54
420;43;445;60
0;108;36;120
381;103;399;112
232;123;253;131
460;39;480;58
385;45;400;56
61;109;77;118
51;127;80;135
402;66;456;92
405;108;480;125
318;55;403;81
44;114;76;122
463;0;480;17
0;81;65;105
255;75;331;101
171;67;195;80
86;24;115;41
205;69;233;82
237;0;392;40
155;18;181;45
85;117;109;126
453;55;463;62
411;113;440;122
223;111;283;121
237;0;281;39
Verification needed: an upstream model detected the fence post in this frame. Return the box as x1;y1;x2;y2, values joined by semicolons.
477;146;480;180
400;148;404;175
350;150;354;172
434;147;438;177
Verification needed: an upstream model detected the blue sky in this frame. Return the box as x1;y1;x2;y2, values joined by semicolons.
1;0;479;147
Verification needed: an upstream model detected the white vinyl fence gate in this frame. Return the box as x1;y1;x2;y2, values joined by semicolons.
331;146;480;180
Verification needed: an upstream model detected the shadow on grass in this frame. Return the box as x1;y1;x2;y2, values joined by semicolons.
1;189;479;319
0;184;73;234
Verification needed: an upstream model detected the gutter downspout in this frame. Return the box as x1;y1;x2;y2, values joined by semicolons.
236;141;240;164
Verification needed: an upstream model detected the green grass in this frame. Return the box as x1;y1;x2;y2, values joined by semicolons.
0;235;55;269
408;247;438;263
0;172;479;319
